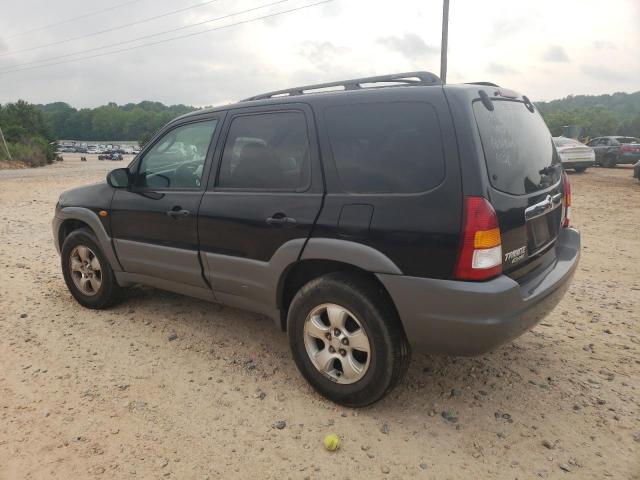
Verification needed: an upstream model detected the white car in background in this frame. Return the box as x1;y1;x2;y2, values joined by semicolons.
553;137;595;173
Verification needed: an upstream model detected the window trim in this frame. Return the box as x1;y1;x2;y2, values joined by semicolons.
322;100;447;196
213;109;313;193
130;117;220;193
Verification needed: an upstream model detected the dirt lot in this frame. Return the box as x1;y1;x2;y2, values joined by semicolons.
1;154;639;479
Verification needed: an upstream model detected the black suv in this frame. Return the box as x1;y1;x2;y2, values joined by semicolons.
52;72;580;406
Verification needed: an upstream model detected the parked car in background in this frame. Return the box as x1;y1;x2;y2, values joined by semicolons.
553;137;595;172
98;152;123;161
52;72;580;406
587;136;640;167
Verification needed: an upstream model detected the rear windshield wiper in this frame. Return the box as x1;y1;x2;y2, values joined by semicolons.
539;164;561;176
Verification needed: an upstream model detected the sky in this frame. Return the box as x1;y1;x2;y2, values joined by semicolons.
0;0;638;108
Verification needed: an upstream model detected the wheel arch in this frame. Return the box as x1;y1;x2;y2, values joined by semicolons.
277;258;402;333
55;207;122;271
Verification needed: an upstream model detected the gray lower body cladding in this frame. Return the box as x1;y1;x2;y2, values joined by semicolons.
377;228;580;356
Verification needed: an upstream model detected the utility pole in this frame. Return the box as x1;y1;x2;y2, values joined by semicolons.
0;124;12;161
440;0;450;84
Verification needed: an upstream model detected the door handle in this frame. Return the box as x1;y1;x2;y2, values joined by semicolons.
166;208;190;219
266;214;297;226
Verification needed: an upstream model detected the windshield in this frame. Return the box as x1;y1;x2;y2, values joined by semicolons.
473;99;561;195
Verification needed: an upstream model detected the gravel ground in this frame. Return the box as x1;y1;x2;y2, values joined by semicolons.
1;155;639;479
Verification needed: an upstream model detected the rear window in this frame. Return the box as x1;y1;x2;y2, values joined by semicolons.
616;137;639;144
473;100;561;195
324;102;445;193
553;137;581;147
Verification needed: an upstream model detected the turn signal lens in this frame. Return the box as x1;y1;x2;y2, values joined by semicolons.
454;197;503;281
474;228;501;249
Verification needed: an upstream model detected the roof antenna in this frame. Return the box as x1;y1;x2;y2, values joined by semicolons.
440;0;450;84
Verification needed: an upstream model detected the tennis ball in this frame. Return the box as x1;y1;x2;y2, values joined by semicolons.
323;433;340;451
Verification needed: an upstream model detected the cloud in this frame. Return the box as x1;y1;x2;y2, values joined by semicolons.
377;33;437;60
0;37;7;53
581;65;626;82
592;40;617;50
486;62;518;75
487;18;524;42
298;41;349;71
542;45;570;63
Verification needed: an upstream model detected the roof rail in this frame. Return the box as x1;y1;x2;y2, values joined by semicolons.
242;71;442;102
466;81;500;87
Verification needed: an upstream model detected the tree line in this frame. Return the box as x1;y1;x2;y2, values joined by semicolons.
536;91;640;139
0;100;56;166
2;91;640;167
38;101;196;146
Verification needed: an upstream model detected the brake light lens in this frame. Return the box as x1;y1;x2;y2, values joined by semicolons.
454;197;502;281
562;172;571;228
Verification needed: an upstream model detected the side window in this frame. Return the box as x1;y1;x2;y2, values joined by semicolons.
324;102;445;194
217;111;310;191
136;120;218;189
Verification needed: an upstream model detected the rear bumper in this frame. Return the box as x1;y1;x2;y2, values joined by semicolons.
561;160;594;169
377;228;580;356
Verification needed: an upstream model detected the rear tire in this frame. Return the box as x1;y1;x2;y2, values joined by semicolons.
61;228;121;309
603;154;617;168
287;272;410;407
574;166;587;173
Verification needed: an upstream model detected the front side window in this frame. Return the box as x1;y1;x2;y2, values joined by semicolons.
136;120;218;189
324;102;445;194
217;111;310;191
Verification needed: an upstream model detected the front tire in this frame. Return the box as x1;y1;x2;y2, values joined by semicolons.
287;272;410;407
61;228;121;309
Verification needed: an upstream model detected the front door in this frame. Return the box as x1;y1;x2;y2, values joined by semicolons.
198;104;323;314
110;117;221;287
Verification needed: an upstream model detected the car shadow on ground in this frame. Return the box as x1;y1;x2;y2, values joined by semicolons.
111;284;559;420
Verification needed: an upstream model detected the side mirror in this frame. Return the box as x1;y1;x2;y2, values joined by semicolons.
107;168;130;188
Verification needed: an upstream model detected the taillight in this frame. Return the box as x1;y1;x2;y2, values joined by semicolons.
454;196;502;281
562;172;572;228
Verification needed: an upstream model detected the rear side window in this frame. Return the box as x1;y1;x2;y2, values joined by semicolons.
217;111;310;191
473;100;561;195
324;102;445;193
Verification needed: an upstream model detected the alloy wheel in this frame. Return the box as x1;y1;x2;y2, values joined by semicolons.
69;245;102;296
303;303;371;384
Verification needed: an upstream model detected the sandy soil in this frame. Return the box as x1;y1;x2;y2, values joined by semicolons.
1;154;639;479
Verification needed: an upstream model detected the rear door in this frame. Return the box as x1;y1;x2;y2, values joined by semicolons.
472;98;565;279
197;103;323;313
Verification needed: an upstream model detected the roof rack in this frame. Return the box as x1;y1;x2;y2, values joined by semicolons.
466;81;500;87
242;71;442;102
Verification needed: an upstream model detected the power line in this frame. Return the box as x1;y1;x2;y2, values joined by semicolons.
4;0;145;40
0;0;290;71
0;0;334;76
0;0;222;58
